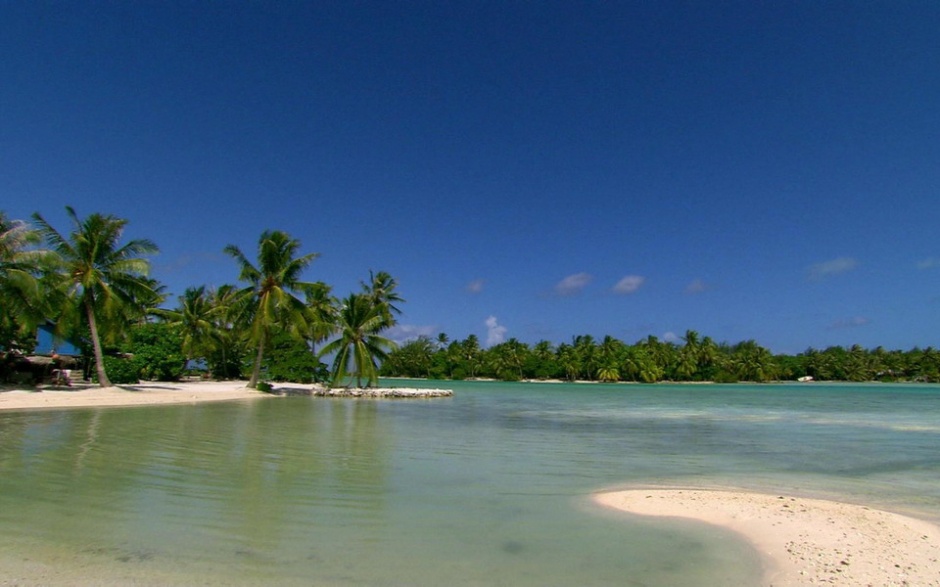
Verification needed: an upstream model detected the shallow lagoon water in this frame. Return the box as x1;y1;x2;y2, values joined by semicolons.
1;381;939;585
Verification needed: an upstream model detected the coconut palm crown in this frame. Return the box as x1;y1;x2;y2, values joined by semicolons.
224;230;318;389
320;292;396;388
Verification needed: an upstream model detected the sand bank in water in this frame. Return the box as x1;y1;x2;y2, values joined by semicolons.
0;380;271;411
595;488;940;586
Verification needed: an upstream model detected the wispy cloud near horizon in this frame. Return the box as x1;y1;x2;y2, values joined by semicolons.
485;315;507;346
917;257;940;270
828;316;870;330
684;278;710;294
554;272;593;296
466;278;485;293
808;257;858;281
385;324;438;343
612;275;645;294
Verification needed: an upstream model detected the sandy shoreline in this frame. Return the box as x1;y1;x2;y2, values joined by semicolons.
595;488;940;586
0;380;273;411
0;381;455;411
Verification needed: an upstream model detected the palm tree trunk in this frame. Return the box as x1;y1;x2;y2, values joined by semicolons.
85;299;111;387
248;335;265;388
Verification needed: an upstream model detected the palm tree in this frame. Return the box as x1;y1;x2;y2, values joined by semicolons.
731;340;778;382
206;284;246;379
303;281;339;354
556;343;581;382
32;207;159;387
573;335;598;380
596;364;620;382
623;346;662;382
0;212;46;343
487;338;528;381
320;293;396;388
361;270;405;327
461;334;483;378
156;286;222;365
225;230;318;389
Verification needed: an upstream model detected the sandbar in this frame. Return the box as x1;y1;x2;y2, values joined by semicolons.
0;380;271;411
595;488;940;586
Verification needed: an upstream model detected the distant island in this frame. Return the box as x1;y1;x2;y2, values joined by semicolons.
379;332;940;384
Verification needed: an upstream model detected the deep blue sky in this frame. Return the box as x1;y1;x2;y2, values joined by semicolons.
3;2;938;353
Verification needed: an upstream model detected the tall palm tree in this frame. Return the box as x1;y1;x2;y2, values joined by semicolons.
461;334;483;378
556;343;581;382
320;293;396;388
32;207;159;387
225;230;318;389
361;270;405;328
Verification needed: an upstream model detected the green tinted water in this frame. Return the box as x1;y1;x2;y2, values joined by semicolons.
1;381;938;585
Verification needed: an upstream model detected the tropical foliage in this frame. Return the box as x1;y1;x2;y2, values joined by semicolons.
0;212;46;352
2;207;938;388
224;230;320;388
32;207;160;387
319;293;397;388
381;331;940;384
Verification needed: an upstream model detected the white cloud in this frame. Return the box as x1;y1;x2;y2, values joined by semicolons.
684;278;709;294
663;331;679;343
808;257;858;280
917;257;940;270
466;278;485;293
829;316;870;330
554;272;593;296
612;275;645;295
485;315;507;346
385;324;437;344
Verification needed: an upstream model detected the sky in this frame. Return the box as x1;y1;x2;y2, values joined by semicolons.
2;1;939;354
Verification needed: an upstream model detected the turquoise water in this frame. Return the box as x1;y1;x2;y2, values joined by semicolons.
1;381;939;585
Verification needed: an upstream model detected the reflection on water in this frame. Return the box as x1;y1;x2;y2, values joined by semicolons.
1;382;938;585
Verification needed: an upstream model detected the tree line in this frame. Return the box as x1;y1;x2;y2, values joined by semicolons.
4;208;938;389
0;208;399;389
381;333;940;384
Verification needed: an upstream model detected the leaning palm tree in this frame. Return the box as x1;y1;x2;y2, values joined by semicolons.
32;207;159;387
224;230;318;389
319;293;396;388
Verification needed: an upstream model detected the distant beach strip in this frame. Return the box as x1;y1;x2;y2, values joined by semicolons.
594;488;940;587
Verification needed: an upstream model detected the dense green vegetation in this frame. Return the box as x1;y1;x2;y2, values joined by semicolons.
380;332;940;383
0;208;402;389
2;208;938;387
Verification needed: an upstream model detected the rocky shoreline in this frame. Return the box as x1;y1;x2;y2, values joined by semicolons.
280;385;454;398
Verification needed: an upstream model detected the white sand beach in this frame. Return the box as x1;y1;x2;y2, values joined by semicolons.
0;380;271;411
0;380;453;411
595;488;940;587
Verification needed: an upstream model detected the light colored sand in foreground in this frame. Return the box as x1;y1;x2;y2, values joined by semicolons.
0;380;270;411
595;488;940;586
